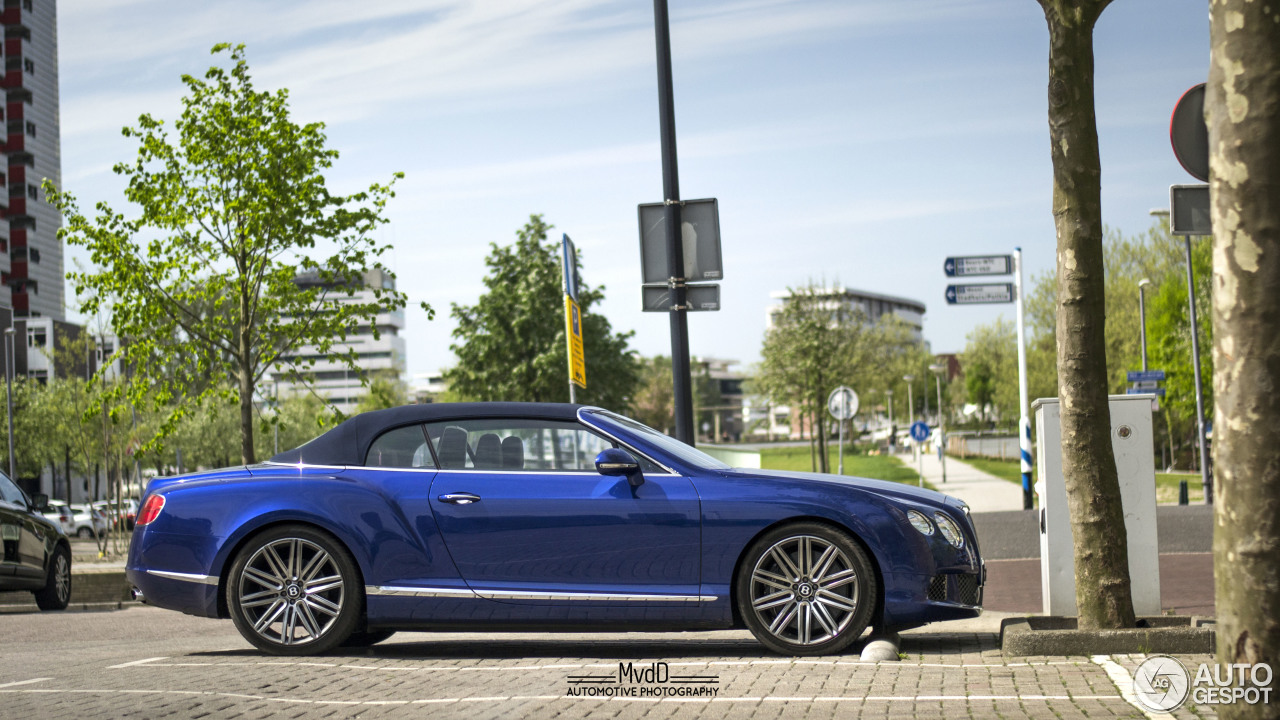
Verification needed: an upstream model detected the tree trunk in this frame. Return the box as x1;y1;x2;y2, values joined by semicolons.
1208;2;1280;711
1037;0;1135;630
815;405;829;474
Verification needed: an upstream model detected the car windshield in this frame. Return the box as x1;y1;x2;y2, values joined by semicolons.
588;410;731;471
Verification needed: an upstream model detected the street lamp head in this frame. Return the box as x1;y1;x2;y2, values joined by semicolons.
1149;208;1170;217
903;374;914;382
928;364;946;374
1139;278;1152;288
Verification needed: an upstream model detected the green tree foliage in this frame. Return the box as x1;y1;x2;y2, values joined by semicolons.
1023;221;1209;468
755;282;923;472
630;356;675;434
445;214;640;410
47;44;412;465
355;373;410;415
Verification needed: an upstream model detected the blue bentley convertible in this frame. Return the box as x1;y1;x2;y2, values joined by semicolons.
127;403;983;656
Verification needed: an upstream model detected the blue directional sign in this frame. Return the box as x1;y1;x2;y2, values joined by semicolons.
1127;370;1166;382
944;255;1012;277
909;421;931;442
945;283;1015;305
1126;388;1167;396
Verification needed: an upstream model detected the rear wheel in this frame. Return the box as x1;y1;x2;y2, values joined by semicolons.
227;525;363;655
77;527;94;539
735;523;876;656
34;545;72;611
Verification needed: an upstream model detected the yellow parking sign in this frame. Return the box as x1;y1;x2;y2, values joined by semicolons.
565;295;586;388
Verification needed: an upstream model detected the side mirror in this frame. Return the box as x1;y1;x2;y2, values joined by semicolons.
31;493;49;511
595;448;644;487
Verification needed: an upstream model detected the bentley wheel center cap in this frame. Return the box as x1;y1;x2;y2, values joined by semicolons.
797;583;814;598
286;584;301;599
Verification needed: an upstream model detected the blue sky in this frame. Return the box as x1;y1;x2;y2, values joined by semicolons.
57;0;1210;380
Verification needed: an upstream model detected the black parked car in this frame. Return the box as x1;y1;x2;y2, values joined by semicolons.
0;472;71;610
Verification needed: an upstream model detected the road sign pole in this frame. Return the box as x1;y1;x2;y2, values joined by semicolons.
837;417;844;475
653;0;694;445
1184;235;1211;504
1015;247;1033;510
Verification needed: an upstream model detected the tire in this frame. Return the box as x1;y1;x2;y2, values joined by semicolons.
341;630;396;648
735;522;877;656
77;527;94;539
226;525;363;655
34;545;72;611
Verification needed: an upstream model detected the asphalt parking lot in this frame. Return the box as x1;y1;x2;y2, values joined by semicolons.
0;605;1215;719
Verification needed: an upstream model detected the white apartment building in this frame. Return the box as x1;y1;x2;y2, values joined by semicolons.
270;269;407;415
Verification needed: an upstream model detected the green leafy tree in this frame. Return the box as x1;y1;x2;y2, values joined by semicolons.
756;282;922;472
958;318;1017;425
47;44;413;465
1035;0;1134;629
355;373;410;414
445;214;640;410
630;356;675;434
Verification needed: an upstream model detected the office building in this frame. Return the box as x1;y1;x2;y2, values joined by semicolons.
2;0;64;319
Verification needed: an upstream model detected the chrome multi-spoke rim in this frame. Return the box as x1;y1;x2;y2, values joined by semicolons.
54;555;70;603
749;535;859;646
237;538;345;646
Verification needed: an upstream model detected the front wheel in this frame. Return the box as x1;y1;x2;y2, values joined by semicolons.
735;523;877;656
34;545;72;611
227;525;363;655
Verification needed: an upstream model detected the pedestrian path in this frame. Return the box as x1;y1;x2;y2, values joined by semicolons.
904;449;1026;512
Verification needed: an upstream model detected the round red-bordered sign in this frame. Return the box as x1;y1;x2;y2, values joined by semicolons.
1170;83;1208;182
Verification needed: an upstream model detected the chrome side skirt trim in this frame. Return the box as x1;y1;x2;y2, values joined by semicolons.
147;570;219;585
366;585;716;602
367;586;478;598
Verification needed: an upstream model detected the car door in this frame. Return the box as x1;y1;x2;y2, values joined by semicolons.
426;418;701;605
0;473;46;583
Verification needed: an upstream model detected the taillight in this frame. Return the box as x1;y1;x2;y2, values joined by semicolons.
136;495;166;526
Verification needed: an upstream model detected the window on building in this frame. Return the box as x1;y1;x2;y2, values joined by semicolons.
22;58;33;75
24;121;35;138
28;330;46;347
26;184;38;200
23;0;34;11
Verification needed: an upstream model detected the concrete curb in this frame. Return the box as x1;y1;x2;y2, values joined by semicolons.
0;567;132;608
1000;615;1215;656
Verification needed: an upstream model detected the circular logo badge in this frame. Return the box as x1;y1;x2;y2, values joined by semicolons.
1133;655;1190;712
797;583;813;598
286;585;300;599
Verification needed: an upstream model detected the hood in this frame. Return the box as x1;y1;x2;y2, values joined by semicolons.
722;468;957;508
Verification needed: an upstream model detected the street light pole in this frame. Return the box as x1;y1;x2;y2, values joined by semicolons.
4;327;14;483
652;0;694;446
1138;279;1152;372
1152;207;1210;504
930;364;947;484
885;389;894;451
903;374;915;466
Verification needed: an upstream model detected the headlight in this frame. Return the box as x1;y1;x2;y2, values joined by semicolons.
906;509;934;535
934;512;964;548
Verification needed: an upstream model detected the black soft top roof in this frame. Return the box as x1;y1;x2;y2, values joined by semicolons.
268;402;587;467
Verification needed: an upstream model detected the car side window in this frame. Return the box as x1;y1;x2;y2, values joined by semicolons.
0;474;25;506
424;418;626;472
365;424;436;469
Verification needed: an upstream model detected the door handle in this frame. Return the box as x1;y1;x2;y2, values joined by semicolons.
438;493;481;505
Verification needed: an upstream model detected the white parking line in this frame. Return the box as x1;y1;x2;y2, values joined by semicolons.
0;679;51;689
106;657;1088;673
106;657;168;669
0;687;1130;705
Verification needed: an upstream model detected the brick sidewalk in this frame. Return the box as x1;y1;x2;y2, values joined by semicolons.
0;606;1223;719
